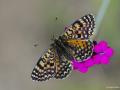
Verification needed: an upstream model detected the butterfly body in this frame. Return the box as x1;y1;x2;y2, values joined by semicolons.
51;36;74;61
31;14;95;81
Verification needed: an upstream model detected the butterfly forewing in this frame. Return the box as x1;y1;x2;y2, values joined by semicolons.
63;14;95;40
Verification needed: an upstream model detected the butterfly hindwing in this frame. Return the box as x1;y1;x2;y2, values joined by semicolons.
31;48;72;81
66;39;94;61
63;14;95;40
54;55;72;79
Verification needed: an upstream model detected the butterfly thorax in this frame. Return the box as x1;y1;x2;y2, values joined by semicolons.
51;36;74;61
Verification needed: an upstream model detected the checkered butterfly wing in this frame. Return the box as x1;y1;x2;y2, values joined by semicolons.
61;14;95;61
66;39;94;61
63;14;95;40
54;55;72;79
31;48;72;81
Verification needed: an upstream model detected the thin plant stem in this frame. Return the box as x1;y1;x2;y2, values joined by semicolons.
92;0;111;39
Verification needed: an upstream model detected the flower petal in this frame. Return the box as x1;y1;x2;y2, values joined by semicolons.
100;55;110;64
94;40;108;53
72;60;80;70
78;66;88;73
104;47;114;57
84;58;95;67
93;55;101;64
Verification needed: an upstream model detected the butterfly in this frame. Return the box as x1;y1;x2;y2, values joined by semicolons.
31;14;95;81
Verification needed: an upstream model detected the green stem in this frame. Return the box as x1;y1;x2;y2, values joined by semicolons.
92;0;111;39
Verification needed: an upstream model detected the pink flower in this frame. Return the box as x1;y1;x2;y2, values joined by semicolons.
72;60;88;73
93;41;114;64
72;40;114;73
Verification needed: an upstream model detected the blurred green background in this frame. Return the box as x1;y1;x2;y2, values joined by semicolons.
0;0;120;90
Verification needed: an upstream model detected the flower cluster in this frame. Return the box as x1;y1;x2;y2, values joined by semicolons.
72;40;114;73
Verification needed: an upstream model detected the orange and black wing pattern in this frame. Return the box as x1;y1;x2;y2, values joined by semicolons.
54;55;72;79
62;14;95;61
31;48;72;81
62;14;95;40
66;39;94;61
